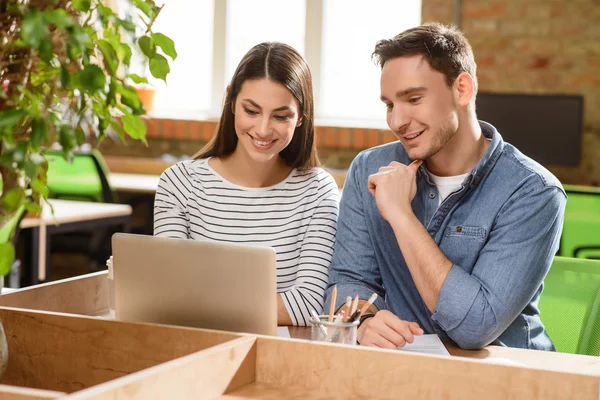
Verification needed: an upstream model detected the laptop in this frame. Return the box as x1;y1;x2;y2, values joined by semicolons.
111;233;277;336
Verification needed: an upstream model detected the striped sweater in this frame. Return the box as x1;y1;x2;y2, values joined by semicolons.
153;158;340;326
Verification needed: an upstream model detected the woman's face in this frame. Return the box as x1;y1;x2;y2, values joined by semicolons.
233;78;302;165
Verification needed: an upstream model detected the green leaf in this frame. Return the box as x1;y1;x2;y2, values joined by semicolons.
60;64;70;88
0;243;15;277
31;178;49;198
0;110;26;128
72;0;91;12
129;74;149;84
149;54;170;82
120;43;132;65
116;83;144;114
58;125;76;152
133;0;158;20
2;188;25;213
45;9;74;29
66;25;89;50
30;118;47;151
24;161;38;179
75;125;85;146
110;120;127;144
98;39;119;74
79;65;106;93
21;11;48;48
116;18;136;33
152;33;177;60
138;36;156;58
38;37;54;62
122;114;146;140
24;202;42;214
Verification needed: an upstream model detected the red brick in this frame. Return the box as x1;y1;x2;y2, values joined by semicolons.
323;127;338;148
351;128;367;150
476;56;495;68
202;121;216;141
175;120;187;140
463;3;507;19
382;131;397;144
188;120;203;140
366;129;380;148
315;126;324;147
147;118;160;139
162;119;174;139
338;128;351;149
529;56;550;70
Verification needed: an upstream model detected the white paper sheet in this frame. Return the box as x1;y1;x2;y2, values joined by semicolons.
277;326;291;338
398;334;450;356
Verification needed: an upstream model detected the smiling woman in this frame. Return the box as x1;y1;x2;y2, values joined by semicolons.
153;42;340;327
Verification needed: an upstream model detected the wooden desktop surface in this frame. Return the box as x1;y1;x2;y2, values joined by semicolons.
20;199;132;229
109;173;161;194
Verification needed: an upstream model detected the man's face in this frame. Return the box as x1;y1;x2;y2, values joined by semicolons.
380;55;459;161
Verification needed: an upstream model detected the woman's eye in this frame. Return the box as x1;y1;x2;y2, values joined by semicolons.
244;108;258;115
274;115;291;121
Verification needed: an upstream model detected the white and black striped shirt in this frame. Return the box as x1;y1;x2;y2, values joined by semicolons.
153;158;340;326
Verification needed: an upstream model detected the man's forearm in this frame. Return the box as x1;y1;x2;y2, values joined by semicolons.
389;212;453;312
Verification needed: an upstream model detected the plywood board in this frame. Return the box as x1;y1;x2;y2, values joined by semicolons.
65;337;256;400
0;307;241;394
0;384;65;399
251;336;600;400
0;272;108;316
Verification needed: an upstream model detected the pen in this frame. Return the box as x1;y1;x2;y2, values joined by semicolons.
342;296;352;322
311;309;328;337
350;295;359;315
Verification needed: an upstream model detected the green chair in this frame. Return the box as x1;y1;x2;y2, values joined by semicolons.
539;256;600;355
45;149;116;203
560;186;600;259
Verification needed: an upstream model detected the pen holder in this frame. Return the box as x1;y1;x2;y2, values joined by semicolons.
309;315;359;345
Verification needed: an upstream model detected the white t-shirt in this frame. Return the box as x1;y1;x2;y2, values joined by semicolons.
426;170;470;205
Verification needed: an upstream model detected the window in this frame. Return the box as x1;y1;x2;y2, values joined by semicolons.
319;0;422;125
146;0;421;127
225;0;306;83
149;0;214;117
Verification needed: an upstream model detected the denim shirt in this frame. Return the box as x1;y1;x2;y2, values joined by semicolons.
324;121;566;350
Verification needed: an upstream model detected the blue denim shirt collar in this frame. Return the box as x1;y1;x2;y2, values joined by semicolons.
418;120;504;190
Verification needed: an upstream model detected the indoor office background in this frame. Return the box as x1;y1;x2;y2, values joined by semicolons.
10;0;600;352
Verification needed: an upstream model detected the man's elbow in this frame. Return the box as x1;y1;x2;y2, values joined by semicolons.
447;318;500;350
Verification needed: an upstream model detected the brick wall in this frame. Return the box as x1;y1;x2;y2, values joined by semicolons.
99;1;600;184
423;0;600;185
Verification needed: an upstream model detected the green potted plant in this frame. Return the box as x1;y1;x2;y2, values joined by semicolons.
0;0;177;281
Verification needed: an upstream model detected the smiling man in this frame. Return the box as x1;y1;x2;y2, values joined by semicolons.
324;23;566;350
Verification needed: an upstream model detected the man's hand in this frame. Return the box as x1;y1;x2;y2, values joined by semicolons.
358;310;424;348
367;160;423;222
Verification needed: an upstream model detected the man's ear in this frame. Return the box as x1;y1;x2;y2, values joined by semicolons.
454;72;475;107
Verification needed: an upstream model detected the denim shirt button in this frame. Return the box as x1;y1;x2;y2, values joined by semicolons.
428;192;436;199
456;226;463;233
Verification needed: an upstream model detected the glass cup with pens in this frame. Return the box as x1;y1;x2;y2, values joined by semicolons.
309;286;377;346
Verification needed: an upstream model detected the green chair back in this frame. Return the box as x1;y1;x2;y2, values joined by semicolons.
539;256;600;355
45;149;116;203
560;186;600;258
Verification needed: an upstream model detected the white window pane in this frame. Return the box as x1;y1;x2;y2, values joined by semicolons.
225;0;306;83
320;0;421;125
149;0;214;116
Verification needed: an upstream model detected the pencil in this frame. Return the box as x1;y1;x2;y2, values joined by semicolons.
359;293;378;315
350;294;359;315
328;285;337;322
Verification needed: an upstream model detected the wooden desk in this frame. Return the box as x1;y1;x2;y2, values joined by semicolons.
2;273;600;398
109;173;160;194
19;200;132;285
